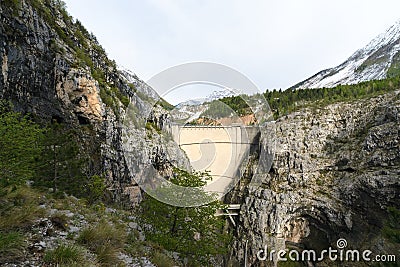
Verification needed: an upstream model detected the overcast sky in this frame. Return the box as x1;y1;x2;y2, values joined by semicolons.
63;0;400;102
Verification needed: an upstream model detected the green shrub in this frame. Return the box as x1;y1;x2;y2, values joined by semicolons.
99;88;122;117
157;98;174;111
387;52;400;78
4;0;20;9
76;48;93;69
120;95;130;107
111;87;130;107
0;101;44;187
35;123;88;198
387;63;400;78
100;88;114;107
382;207;400;243
85;175;106;204
139;168;231;266
145;121;162;134
92;68;106;85
74;29;88;49
128;83;137;92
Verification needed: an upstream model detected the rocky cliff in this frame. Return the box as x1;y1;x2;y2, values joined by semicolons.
0;0;188;206
2;1;399;266
227;91;400;266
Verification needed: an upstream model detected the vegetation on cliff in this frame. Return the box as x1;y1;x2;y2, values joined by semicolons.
0;101;104;200
139;168;231;266
264;74;400;118
201;95;252;119
0;102;230;266
0;102;43;187
3;0;154;118
202;75;400;120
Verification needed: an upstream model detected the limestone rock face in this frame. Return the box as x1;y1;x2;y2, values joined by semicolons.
227;91;400;266
0;0;188;206
2;2;399;266
56;70;103;122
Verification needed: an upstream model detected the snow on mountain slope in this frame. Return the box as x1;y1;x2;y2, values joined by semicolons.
175;88;236;108
171;88;238;123
292;19;400;89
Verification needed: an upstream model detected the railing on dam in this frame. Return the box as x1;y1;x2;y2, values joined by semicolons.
171;124;260;145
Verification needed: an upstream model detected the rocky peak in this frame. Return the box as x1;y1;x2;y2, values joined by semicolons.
293;19;400;89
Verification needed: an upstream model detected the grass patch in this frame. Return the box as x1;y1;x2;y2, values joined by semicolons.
77;221;126;250
0;231;25;264
0;205;44;230
0;187;45;230
125;231;148;258
95;244;121;266
77;221;126;265
150;251;176;267
43;244;86;265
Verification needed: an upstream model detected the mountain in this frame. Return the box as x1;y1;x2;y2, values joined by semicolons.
293;19;400;89
175;88;237;108
171;88;237;123
0;0;188;205
1;1;399;266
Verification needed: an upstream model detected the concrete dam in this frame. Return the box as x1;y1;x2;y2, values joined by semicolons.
171;124;260;197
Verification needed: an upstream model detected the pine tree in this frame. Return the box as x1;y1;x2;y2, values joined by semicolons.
36;122;86;196
0;101;43;187
138;168;231;265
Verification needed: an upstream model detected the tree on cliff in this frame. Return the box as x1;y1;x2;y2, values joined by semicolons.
35;121;106;203
35;122;85;195
0;101;43;187
138;168;231;266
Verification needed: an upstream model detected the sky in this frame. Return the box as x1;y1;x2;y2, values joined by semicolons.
63;0;400;104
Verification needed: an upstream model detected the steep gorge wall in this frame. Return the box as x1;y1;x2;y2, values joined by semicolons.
2;3;399;266
0;0;188;205
227;91;400;266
